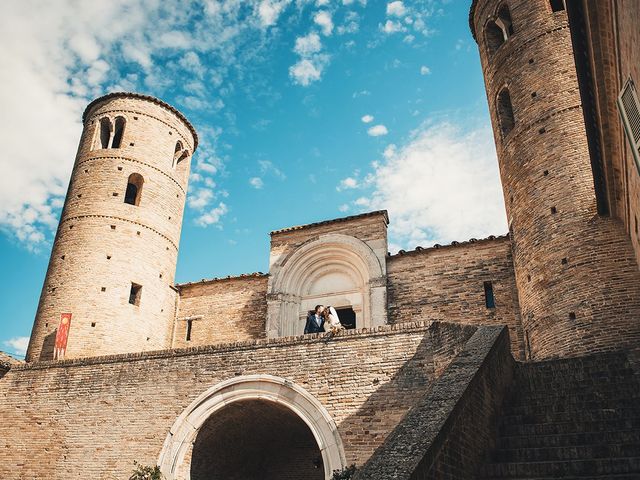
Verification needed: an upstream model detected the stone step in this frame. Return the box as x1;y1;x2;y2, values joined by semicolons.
498;430;640;450
481;457;640;477
514;375;639;393
503;398;640;417
492;443;640;462
500;418;640;437
506;390;640;407
482;475;640;480
500;408;640;427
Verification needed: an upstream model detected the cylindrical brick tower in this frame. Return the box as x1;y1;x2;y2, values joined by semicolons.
470;0;640;359
26;93;198;361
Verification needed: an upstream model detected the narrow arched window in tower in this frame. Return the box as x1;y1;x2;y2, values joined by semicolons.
124;173;144;206
497;87;515;137
98;117;112;149
550;0;565;12
111;116;126;149
485;20;505;55
173;141;183;168
496;4;514;37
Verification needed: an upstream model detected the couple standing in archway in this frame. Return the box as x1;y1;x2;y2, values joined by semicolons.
304;305;345;334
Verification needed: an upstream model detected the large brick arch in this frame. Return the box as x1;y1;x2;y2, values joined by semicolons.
158;375;346;480
266;233;387;337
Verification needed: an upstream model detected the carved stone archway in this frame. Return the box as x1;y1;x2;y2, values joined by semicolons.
266;234;387;337
158;375;346;480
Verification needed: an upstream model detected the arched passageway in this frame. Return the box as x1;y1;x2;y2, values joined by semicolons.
158;375;346;480
191;399;324;480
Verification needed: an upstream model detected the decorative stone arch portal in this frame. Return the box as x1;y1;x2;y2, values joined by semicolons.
266;233;387;337
158;375;346;480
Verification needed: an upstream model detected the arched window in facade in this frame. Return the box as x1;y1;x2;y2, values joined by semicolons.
124;173;144;206
485;21;505;54
173;141;189;168
98;117;112;149
497;87;516;137
484;4;514;55
496;4;514;36
111;116;126;148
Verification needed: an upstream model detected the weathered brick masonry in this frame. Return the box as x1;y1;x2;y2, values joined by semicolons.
387;235;524;359
0;321;475;480
471;0;640;359
27;93;197;362
173;273;268;348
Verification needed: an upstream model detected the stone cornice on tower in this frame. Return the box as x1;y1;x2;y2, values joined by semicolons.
83;92;199;150
469;0;480;41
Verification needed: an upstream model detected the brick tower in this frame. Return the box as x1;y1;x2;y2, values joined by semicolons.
470;0;640;359
26;93;197;361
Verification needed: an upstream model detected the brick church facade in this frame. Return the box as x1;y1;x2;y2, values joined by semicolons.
2;1;640;479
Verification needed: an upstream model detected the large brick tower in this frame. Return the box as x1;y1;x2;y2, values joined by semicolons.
26;93;197;361
470;0;640;359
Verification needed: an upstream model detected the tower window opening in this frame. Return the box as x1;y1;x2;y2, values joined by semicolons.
497;87;515;137
173;141;189;168
129;283;142;306
98;117;112;149
496;4;514;36
485;21;505;55
111;116;125;148
124;173;144;206
550;0;565;12
484;281;496;309
186;319;193;341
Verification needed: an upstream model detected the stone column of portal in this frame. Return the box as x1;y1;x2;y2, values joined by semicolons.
26;93;198;361
470;0;640;359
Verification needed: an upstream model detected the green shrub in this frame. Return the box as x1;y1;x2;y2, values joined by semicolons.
331;464;357;480
129;461;164;480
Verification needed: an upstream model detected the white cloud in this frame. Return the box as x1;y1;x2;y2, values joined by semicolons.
386;1;406;16
249;177;264;189
3;337;29;356
257;0;290;27
196;202;228;227
420;65;431;75
337;177;359;190
289;57;327;86
187;188;214;210
259;160;286;180
294;32;322;56
338;204;349;212
314;11;334;36
381;20;405;34
353;121;507;252
367;125;389;136
361;114;374;123
0;0;281;250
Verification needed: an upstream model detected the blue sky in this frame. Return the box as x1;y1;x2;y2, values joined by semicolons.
0;0;507;358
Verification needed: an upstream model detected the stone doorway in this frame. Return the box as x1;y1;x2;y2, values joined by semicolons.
335;307;356;329
190;399;324;480
158;375;346;480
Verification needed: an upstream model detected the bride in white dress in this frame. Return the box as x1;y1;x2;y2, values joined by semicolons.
323;306;345;333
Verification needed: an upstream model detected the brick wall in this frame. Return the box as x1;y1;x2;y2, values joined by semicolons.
355;326;514;480
472;0;640;359
386;236;524;359
0;321;475;480
581;0;640;268
174;274;268;347
27;94;196;362
269;212;388;271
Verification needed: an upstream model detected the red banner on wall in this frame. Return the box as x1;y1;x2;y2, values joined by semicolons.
54;313;72;360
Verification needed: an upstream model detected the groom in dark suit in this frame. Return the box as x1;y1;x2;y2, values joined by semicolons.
304;305;325;334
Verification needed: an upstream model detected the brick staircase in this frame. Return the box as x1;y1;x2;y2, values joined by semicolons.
480;352;640;479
